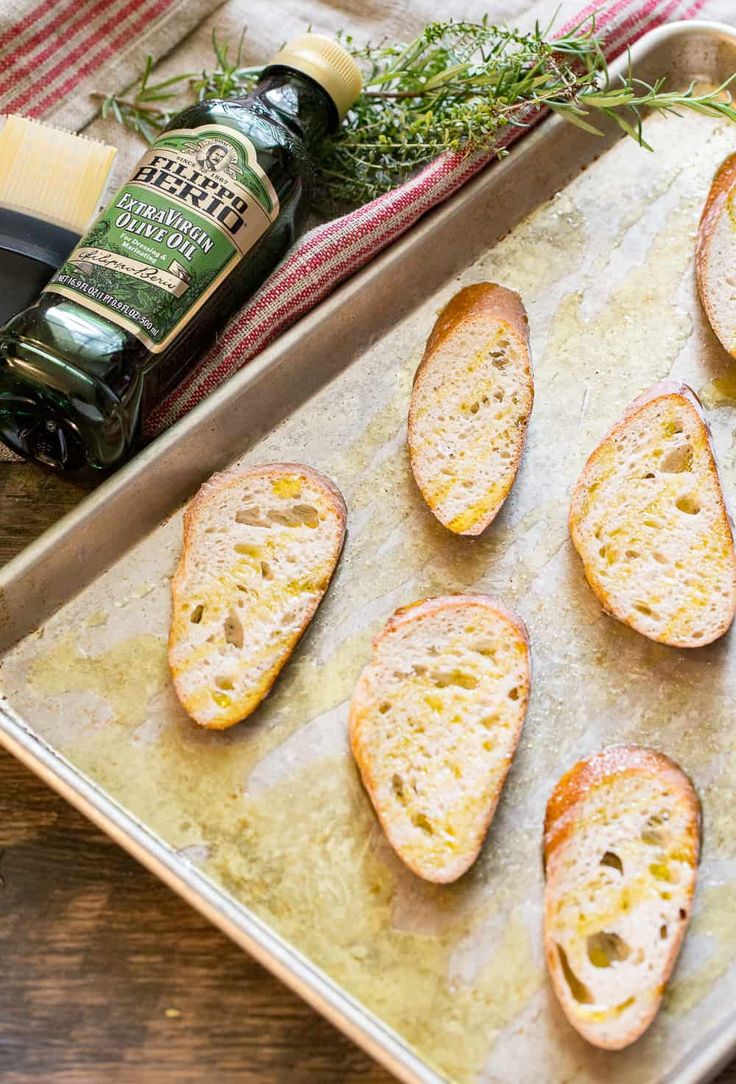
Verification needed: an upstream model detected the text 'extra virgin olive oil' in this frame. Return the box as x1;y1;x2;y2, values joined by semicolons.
0;35;362;478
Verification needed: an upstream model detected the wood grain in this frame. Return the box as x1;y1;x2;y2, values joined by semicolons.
0;459;734;1083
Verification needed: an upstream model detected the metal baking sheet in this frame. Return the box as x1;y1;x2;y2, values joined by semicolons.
2;21;736;1084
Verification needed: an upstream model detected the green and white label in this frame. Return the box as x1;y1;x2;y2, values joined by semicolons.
44;125;279;352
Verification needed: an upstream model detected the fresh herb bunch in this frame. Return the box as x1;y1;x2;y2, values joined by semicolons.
95;18;736;212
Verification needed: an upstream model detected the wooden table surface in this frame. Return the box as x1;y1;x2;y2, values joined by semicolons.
0;460;734;1084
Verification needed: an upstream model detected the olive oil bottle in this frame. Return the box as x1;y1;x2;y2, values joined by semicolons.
0;35;361;477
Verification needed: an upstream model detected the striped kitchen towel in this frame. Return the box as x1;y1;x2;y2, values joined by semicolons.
0;0;221;131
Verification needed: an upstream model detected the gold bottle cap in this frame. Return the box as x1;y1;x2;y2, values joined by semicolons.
267;33;362;123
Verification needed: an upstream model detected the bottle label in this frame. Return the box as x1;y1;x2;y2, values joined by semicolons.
44;124;280;352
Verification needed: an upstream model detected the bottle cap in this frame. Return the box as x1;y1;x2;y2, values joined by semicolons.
267;33;362;123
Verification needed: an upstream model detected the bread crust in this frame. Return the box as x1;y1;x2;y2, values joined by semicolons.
418;282;531;366
408;283;533;537
544;745;701;866
350;594;530;883
543;745;701;1050
569;381;736;647
696;152;736;357
169;462;346;729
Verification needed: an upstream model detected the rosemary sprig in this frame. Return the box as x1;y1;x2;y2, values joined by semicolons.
92;32;258;141
94;18;736;212
94;54;194;143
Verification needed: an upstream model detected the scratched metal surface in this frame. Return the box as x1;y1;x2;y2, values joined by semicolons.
2;24;736;1084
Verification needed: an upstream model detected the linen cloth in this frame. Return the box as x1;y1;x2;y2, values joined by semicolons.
0;0;222;129
2;0;735;442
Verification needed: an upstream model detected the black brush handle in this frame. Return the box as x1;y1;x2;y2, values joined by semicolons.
0;208;79;325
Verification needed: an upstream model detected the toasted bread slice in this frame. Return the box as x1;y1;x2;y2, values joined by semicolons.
408;283;533;536
349;595;530;883
569;381;736;647
169;463;346;729
544;746;701;1051
696;152;736;357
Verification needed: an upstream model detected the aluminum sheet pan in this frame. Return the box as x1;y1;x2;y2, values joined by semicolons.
2;22;736;1084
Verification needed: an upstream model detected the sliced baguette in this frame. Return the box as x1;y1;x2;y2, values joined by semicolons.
696;152;736;357
544;746;701;1051
408;283;534;536
349;595;530;883
569;381;736;647
169;463;346;729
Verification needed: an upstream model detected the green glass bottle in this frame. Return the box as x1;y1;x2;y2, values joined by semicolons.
0;34;361;478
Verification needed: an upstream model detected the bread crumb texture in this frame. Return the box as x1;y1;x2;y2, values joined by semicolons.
544;746;700;1050
409;283;533;536
350;595;529;883
569;383;736;646
169;464;345;728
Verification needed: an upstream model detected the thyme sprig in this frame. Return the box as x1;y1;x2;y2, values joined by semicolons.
94;18;736;212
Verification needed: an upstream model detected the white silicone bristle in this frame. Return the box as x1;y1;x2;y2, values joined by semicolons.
0;114;117;234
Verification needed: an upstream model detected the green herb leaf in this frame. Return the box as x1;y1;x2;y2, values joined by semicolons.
93;18;736;214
